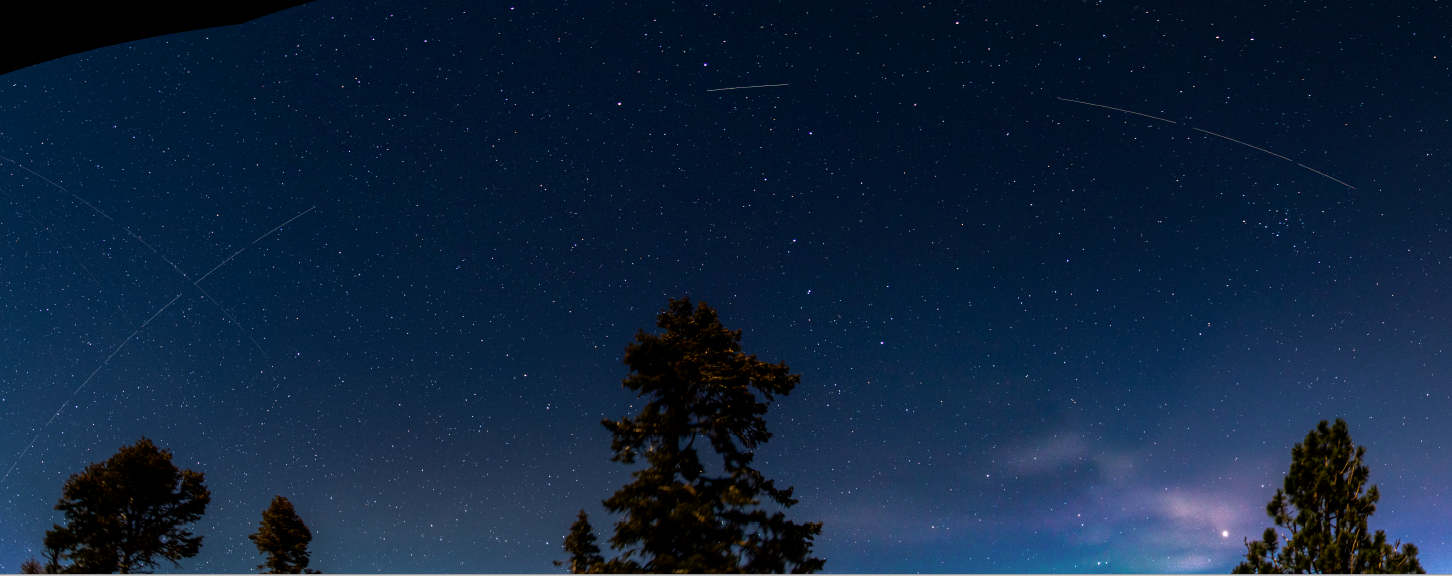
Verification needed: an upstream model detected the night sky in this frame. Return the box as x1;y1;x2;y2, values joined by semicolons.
2;1;1450;572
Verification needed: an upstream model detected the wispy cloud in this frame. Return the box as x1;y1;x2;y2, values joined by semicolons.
809;427;1287;572
1001;433;1092;476
983;429;1275;571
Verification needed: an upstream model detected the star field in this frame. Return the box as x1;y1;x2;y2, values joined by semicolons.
3;1;1452;572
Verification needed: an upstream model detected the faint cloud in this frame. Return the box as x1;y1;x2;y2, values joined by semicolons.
1001;433;1091;475
1086;483;1270;572
1158;488;1253;535
821;428;1282;572
988;429;1274;572
995;430;1142;487
1165;553;1221;572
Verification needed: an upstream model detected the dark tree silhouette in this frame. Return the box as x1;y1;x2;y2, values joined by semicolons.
1234;419;1423;574
40;528;73;573
249;495;318;574
19;557;43;574
42;437;210;573
554;510;604;574
559;298;824;573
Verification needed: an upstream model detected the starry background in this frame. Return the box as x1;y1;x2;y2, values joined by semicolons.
1;0;1450;572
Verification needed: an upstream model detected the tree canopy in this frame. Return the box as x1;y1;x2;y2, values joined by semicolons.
249;495;317;574
1234;418;1423;574
559;298;824;573
42;437;211;574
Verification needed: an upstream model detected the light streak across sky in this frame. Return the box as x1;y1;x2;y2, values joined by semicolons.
706;83;788;92
1057;97;1355;189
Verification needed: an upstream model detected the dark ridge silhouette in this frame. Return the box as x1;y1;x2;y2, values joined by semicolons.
0;1;314;77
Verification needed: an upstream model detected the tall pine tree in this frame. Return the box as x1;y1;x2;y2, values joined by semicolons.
249;495;317;574
42;437;210;574
1234;418;1422;574
559;298;824;573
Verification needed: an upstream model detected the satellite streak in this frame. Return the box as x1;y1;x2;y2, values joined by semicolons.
196;206;316;284
0;207;315;486
0;155;276;357
0;293;182;485
1295;163;1357;190
1190;127;1296;162
706;83;788;92
1056;97;1177;124
1057;97;1355;189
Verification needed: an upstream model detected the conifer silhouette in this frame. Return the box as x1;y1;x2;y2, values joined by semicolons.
1234;419;1422;574
249;495;318;574
559;298;824;573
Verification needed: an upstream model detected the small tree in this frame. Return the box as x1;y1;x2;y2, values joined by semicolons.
249;495;317;574
554;510;604;574
42;437;210;573
1234;418;1423;574
558;298;824;573
19;557;44;574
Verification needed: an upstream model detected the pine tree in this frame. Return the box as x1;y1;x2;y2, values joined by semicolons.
42;437;210;573
554;510;604;574
560;298;824;573
249;495;317;574
1234;418;1423;574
